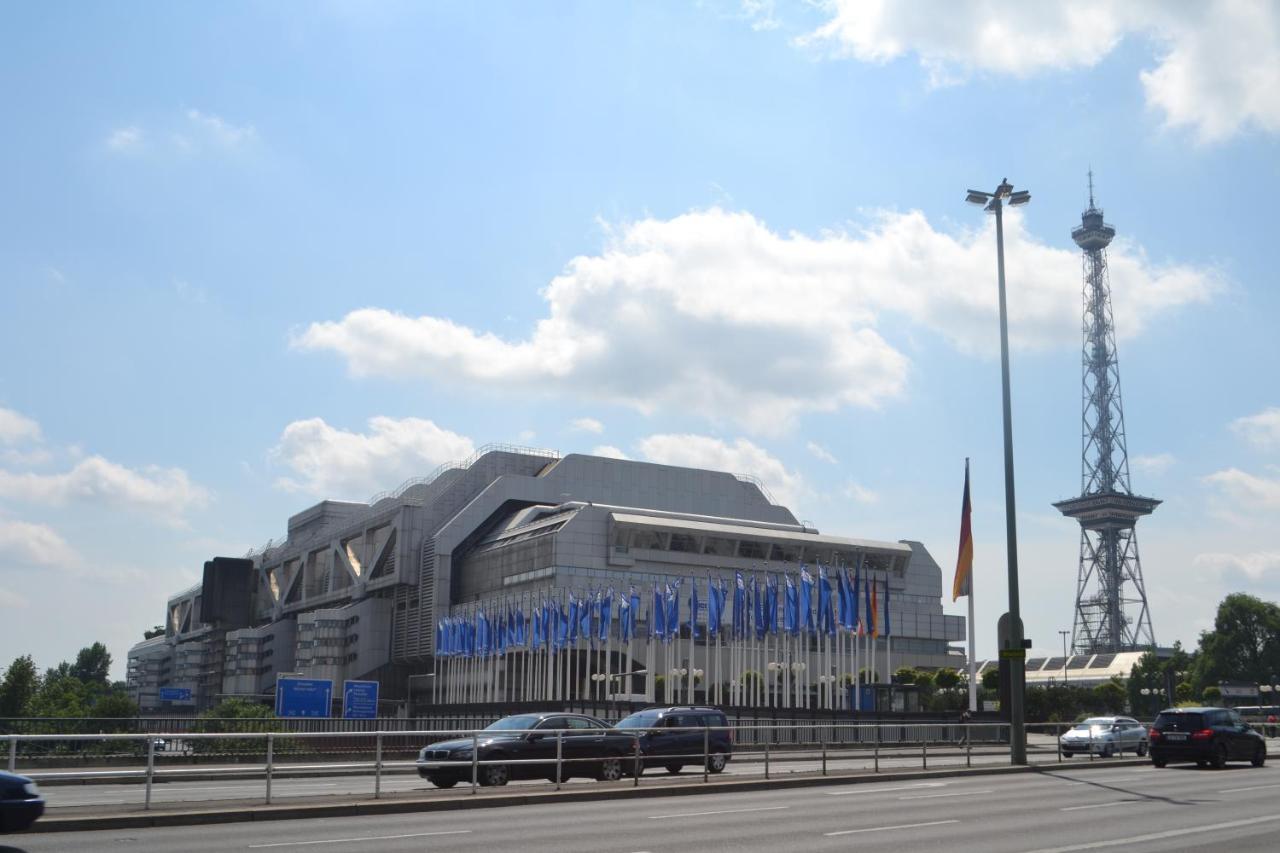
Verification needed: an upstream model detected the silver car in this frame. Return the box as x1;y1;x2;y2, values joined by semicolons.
1059;716;1149;757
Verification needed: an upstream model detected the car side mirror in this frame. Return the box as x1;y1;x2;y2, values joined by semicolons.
526;732;545;741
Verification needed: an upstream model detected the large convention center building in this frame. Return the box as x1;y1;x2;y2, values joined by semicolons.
126;445;965;712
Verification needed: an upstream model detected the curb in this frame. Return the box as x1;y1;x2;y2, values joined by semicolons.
28;758;1150;833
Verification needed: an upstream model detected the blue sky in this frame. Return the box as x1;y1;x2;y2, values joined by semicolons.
3;2;1279;677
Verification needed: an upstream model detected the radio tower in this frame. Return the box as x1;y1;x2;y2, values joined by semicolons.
1053;173;1160;654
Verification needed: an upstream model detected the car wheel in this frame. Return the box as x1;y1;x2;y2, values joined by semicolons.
546;765;568;784
1102;743;1114;758
1137;741;1148;757
1252;745;1266;768
1151;756;1167;768
707;753;728;774
480;763;510;787
1210;743;1228;770
665;763;684;775
428;774;458;789
1196;759;1209;768
596;757;624;782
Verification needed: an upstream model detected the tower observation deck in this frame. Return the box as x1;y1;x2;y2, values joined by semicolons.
1053;175;1159;654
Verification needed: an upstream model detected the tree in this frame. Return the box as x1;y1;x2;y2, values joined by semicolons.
143;625;166;640
1203;685;1222;705
0;656;40;717
894;667;918;685
1191;594;1280;690
91;692;139;718
71;642;112;687
981;668;999;691
933;668;961;691
1093;679;1127;714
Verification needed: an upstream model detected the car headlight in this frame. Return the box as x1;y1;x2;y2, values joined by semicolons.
23;781;40;797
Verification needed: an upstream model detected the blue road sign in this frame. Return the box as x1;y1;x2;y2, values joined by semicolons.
275;677;333;718
342;680;379;719
158;686;193;703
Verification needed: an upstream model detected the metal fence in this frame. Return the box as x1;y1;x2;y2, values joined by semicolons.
2;721;1149;812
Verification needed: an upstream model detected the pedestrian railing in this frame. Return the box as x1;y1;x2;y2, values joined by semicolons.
2;722;1164;812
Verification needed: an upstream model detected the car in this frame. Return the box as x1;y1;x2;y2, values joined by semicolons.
1149;706;1267;769
0;770;45;834
1059;716;1149;758
416;712;635;788
612;706;733;774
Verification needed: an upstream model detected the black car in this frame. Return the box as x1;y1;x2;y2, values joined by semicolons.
416;712;635;788
0;770;44;833
613;706;733;775
1149;706;1267;769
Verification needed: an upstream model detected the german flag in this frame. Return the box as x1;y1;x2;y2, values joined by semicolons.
952;459;973;601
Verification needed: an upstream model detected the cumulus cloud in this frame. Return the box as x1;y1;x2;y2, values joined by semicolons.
1231;407;1280;451
807;441;838;465
571;417;605;434
105;126;143;151
271;416;475;499
0;457;210;524
0;587;28;608
635;434;803;509
591;445;630;460
184;109;257;148
799;1;1280;142
1131;452;1175;475
842;481;880;505
0;408;41;445
0;519;82;568
1194;550;1280;582
1203;467;1280;511
295;208;1215;434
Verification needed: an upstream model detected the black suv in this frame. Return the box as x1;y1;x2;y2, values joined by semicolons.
612;706;732;774
1149;706;1267;769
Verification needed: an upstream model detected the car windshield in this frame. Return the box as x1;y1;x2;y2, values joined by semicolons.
1154;712;1204;732
614;711;662;729
483;714;542;732
1076;718;1113;729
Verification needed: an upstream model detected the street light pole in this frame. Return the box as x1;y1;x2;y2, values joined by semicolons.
1059;630;1069;685
967;179;1031;765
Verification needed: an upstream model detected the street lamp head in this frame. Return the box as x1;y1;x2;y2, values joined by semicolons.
996;179;1013;198
1009;190;1031;206
966;190;990;205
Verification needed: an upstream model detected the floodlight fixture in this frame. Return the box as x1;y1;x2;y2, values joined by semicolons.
1009;190;1031;206
966;190;990;205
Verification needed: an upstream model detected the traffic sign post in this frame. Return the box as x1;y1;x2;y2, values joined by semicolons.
275;677;333;718
342;680;379;719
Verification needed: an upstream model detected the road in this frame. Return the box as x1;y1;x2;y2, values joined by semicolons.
31;739;1090;811
7;761;1280;853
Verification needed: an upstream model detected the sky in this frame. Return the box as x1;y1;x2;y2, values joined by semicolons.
2;1;1279;679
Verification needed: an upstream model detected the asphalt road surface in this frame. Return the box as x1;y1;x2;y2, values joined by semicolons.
7;761;1280;853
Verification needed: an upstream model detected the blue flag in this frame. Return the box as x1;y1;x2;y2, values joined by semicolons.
629;586;640;639
818;565;833;636
800;566;815;634
653;585;665;640
706;577;720;637
766;574;779;635
665;582;679;641
690;581;700;639
784;574;798;635
599;589;613;643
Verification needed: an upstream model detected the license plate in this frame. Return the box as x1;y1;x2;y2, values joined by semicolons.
1164;732;1187;741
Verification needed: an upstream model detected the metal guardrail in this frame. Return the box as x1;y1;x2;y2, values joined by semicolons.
0;722;1159;811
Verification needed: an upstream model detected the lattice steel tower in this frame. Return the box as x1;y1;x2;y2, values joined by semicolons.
1053;174;1160;654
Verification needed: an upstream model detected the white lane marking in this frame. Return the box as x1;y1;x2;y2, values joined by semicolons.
898;789;992;801
248;830;471;848
647;805;788;819
1060;800;1147;812
1021;813;1280;852
826;782;946;796
825;819;960;837
1219;783;1280;794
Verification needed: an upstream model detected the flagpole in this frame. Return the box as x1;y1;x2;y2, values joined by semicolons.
968;582;978;713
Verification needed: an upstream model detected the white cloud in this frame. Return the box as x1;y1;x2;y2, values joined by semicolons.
806;441;838;465
1193;551;1280;582
1203;467;1280;511
571;417;605;434
635;434;803;509
105;126;143;151
296;208;1215;435
591;445;630;460
1231;407;1280;451
0;519;82;568
799;1;1280;142
0;457;210;524
271;416;475;499
185;109;257;148
842;481;880;505
0;408;41;445
0;586;28;608
1131;452;1175;475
